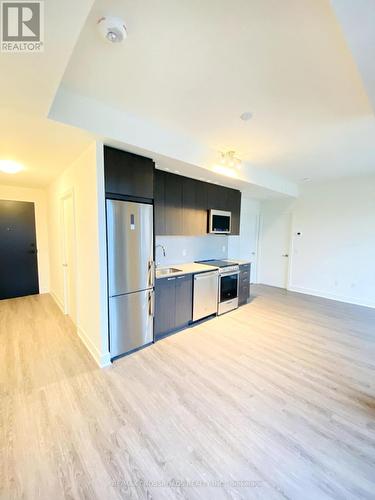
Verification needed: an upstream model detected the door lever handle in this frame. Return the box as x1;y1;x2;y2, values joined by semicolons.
282;254;289;257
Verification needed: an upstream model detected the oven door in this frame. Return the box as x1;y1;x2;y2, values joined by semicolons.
219;271;239;303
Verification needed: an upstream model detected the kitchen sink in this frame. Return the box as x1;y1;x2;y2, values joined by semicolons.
156;267;182;276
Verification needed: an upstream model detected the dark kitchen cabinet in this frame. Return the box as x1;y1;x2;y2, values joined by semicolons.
206;184;229;212
154;170;167;235
227;189;241;235
182;177;207;235
165;172;183;235
238;263;251;306
154;170;241;236
154;274;193;339
104;146;154;201
154;277;176;338
175;274;193;328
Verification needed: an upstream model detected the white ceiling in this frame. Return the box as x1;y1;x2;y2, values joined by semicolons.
0;110;92;188
0;0;95;187
60;0;375;183
331;0;375;111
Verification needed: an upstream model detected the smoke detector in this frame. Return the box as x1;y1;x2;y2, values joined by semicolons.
97;16;127;43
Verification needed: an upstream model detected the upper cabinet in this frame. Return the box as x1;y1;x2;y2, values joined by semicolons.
226;188;241;235
182;177;207;235
155;170;241;236
103;147;241;235
104;146;155;201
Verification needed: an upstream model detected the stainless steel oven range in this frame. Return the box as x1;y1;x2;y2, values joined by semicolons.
195;260;239;315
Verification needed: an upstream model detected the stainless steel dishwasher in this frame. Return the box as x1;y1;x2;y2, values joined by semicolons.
193;270;219;321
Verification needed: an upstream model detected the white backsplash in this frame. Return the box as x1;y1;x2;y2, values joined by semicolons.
155;235;228;266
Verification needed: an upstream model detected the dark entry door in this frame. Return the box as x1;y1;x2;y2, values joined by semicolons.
0;200;39;300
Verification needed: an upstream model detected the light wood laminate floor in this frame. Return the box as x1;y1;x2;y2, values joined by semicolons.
1;286;375;499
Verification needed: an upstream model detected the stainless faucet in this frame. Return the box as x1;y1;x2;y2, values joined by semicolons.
155;244;166;265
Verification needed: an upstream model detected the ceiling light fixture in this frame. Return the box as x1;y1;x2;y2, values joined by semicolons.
97;16;127;43
0;160;24;174
219;150;241;170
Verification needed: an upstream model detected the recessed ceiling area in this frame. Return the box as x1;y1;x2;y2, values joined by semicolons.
0;0;95;188
59;0;375;183
0;111;93;188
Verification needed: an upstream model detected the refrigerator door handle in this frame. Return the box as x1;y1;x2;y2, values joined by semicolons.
148;290;154;317
148;260;155;288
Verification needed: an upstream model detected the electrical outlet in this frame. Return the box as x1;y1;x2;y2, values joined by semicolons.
182;249;187;257
222;245;226;253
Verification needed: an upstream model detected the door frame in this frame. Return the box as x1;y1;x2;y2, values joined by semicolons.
252;212;261;283
60;189;78;321
257;210;293;289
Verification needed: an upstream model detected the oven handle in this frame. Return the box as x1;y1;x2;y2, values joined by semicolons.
220;270;240;277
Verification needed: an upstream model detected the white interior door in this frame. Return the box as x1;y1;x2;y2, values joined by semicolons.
259;211;291;288
62;194;77;324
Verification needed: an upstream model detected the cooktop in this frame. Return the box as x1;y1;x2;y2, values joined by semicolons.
196;259;238;268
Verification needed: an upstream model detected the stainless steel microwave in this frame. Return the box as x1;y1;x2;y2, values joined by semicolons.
209;209;232;234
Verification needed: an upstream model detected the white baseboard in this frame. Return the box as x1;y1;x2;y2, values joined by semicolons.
77;326;112;368
49;292;111;368
287;285;375;309
50;291;65;313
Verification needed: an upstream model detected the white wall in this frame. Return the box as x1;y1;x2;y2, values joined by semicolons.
155;235;228;266
0;184;50;293
47;141;110;367
260;175;375;308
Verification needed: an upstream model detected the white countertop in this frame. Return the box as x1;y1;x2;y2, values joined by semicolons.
156;262;219;279
155;259;251;279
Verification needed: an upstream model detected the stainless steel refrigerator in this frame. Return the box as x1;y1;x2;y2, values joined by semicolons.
106;199;154;359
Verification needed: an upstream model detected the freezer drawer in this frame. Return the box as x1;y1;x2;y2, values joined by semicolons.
193;270;219;322
107;200;154;297
109;289;154;358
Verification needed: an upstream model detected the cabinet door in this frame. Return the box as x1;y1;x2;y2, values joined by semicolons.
239;264;251;306
206;184;228;211
239;282;250;306
165;173;183;235
182;178;208;235
104;146;154;200
154;170;166;235
175;274;193;328
227;189;241;235
154;277;176;338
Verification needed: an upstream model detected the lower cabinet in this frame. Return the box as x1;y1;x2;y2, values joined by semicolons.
238;263;251;306
154;274;193;339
